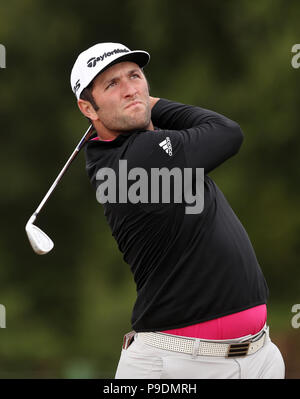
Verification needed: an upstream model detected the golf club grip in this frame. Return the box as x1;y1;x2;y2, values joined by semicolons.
76;124;95;150
33;124;94;217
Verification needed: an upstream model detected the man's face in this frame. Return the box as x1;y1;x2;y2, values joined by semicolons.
90;61;152;133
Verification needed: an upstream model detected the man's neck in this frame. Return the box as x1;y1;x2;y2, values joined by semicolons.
96;120;154;141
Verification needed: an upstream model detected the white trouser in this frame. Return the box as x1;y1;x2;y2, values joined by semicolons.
115;328;285;379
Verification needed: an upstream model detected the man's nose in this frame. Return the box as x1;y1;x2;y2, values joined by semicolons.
121;79;137;98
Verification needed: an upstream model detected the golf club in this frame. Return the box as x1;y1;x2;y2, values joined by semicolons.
25;124;95;255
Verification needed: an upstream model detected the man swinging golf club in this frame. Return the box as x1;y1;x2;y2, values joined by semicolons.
70;42;285;379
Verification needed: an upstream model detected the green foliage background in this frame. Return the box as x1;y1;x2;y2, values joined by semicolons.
0;0;299;378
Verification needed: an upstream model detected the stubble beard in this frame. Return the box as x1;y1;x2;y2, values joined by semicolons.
100;101;152;133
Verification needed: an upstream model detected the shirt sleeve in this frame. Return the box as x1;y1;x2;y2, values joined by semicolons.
150;98;244;173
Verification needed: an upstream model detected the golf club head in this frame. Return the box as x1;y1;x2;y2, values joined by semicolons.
25;221;54;255
25;125;94;255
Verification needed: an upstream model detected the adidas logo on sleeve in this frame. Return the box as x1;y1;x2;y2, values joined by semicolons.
159;137;173;156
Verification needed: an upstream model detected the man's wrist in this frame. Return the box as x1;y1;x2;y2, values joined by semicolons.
150;96;160;109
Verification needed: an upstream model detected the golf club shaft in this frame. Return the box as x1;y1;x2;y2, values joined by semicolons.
31;124;94;221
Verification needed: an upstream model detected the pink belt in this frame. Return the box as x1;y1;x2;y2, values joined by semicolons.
162;304;267;340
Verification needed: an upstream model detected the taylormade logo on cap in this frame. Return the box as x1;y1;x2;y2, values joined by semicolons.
70;42;150;100
87;48;130;68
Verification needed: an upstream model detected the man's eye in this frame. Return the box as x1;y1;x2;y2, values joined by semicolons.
106;81;117;89
131;73;140;79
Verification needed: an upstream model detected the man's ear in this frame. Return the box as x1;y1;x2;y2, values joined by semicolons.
77;99;99;121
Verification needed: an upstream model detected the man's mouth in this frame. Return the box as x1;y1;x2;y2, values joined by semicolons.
125;100;143;110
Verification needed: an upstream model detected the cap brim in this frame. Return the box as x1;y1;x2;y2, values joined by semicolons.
101;50;150;74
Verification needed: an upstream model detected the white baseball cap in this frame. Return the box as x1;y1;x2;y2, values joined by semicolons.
70;42;150;100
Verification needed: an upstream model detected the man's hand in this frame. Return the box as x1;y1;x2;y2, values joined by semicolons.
150;96;160;109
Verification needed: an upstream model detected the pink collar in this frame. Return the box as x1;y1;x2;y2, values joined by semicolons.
91;137;114;142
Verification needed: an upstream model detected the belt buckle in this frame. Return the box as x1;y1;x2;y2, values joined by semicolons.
227;341;250;357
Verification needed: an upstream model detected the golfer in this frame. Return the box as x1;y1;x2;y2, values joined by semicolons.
70;42;285;379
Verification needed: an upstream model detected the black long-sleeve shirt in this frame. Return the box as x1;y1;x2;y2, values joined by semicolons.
85;98;269;332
